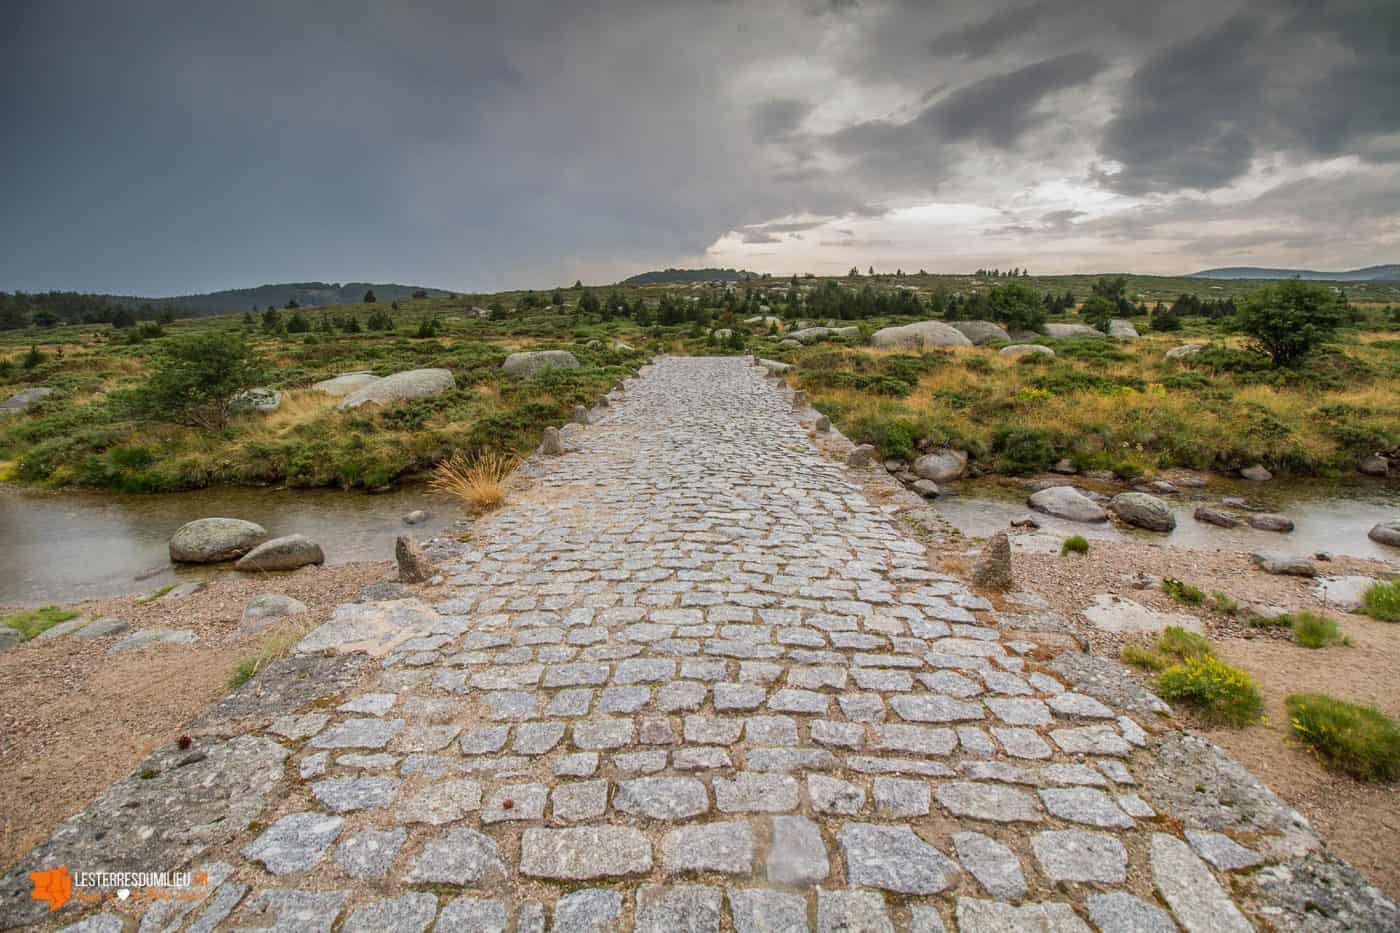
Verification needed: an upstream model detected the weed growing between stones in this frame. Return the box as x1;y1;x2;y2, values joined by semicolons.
1060;535;1089;556
1361;580;1400;622
0;605;79;640
1287;693;1400;781
1156;654;1264;727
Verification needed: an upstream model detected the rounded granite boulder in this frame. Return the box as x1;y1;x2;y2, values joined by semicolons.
169;517;269;563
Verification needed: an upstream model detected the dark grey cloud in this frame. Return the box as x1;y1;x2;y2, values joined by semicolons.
1;0;1397;293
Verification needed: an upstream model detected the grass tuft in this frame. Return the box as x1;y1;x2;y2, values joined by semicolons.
1121;624;1213;672
1;606;80;640
1287;612;1346;649
1361;580;1400;622
429;449;515;512
1156;653;1264;726
1161;577;1205;606
1211;591;1239;615
1286;692;1400;781
1060;535;1089;556
227;621;316;690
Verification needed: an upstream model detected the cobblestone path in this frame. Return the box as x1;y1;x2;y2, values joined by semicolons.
5;357;1396;931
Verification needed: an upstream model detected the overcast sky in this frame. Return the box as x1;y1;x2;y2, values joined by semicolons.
3;0;1397;295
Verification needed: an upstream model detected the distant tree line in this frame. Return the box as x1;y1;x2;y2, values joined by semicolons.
0;291;181;330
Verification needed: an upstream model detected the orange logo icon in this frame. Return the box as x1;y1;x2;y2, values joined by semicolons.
29;866;73;912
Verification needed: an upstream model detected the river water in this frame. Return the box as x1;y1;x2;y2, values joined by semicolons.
934;477;1400;561
2;477;1396;607
0;484;456;606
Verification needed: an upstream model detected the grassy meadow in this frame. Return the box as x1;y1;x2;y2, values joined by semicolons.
2;272;1398;492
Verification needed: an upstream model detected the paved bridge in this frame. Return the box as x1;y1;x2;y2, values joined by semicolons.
2;357;1394;931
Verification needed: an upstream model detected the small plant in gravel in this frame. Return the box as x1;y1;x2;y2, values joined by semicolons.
1361;580;1400;622
1156;653;1264;726
1287;693;1400;781
1161;577;1205;606
1122;625;1213;672
1246;613;1291;628
1286;612;1347;649
0;606;79;640
1211;591;1239;615
1060;535;1089;556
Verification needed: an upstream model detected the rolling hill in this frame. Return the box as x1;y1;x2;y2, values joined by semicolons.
620;268;759;285
1189;264;1400;282
108;282;456;315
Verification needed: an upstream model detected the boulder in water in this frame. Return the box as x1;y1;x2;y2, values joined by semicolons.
235;534;324;572
337;369;454;410
869;321;972;348
1109;492;1175;532
169;518;269;563
1193;506;1240;528
1028;486;1108;523
1248;513;1294;533
913;450;967;483
1369;521;1400;547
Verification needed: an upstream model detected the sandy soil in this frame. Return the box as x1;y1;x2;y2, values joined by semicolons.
948;531;1400;901
0;561;392;870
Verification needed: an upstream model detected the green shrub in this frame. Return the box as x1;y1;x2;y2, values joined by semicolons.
1156;654;1264;726
1246;613;1291;628
1060;535;1089;556
1287;693;1400;781
995;425;1057;475
1237;281;1349;367
1;606;80;640
1162;577;1205;606
1361;580;1400;622
1211;591;1239;615
1287;612;1345;649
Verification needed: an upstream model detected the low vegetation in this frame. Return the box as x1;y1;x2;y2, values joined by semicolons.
1286;693;1400;782
1156;653;1265;727
1;606;80;640
1285;612;1347;649
1161;577;1206;606
1060;535;1089;556
430;449;514;512
1361;580;1400;622
1121;625;1214;672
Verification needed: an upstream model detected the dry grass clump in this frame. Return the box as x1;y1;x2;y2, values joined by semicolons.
430;449;516;512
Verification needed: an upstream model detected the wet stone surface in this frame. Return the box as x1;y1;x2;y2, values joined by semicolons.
8;357;1395;932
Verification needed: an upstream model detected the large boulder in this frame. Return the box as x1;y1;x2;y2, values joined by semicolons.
1109;492;1175;532
338;369;454;410
869;321;973;348
1000;344;1054;359
1040;323;1104;338
913;449;968;483
1165;344;1206;360
231;387;281;414
1107;319;1140;339
784;327;833;344
502;351;580;378
0;386;56;415
949;320;1011;344
169;518;269;563
1358;454;1390;477
313;372;380;397
235;534;324;572
1313;576;1379;613
757;359;792;375
240;594;308;634
1252;552;1316;577
1369;521;1400;548
1248;513;1294;533
1193;506;1240;528
1240;465;1273;481
1027;486;1108;523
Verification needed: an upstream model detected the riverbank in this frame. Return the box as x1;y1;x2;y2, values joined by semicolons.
0;561;393;870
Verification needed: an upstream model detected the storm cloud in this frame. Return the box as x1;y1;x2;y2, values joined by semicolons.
1;0;1396;294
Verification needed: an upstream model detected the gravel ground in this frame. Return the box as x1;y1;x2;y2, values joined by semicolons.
0;560;394;870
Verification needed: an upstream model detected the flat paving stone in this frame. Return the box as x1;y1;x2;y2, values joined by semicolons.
552;889;623;933
952;831;1027;899
837;822;959;894
729;888;808;933
714;773;799;812
614;776;709;820
1032;829;1128;882
341;893;439;933
1038;787;1134;828
520;826;653;879
816;888;895;933
335;827;407;879
1085;892;1177;933
767;816;830;884
1151;832;1253;933
636;884;722;933
241;812;342;874
662;821;755;875
403;828;506;884
935;781;1041;823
